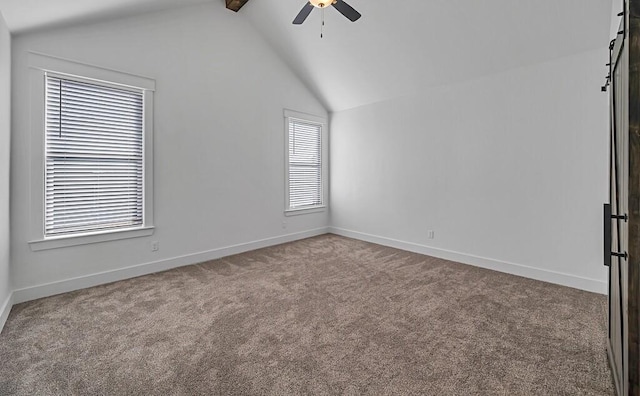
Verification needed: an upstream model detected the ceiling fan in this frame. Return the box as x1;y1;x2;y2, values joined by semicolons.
293;0;361;25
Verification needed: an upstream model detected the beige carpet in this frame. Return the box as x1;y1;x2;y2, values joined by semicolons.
0;234;613;395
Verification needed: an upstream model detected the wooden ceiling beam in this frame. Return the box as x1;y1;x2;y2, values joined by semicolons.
226;0;250;12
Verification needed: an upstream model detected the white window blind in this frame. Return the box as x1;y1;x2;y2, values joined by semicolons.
288;118;323;209
45;75;144;237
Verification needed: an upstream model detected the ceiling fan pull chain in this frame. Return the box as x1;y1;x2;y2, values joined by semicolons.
321;7;324;38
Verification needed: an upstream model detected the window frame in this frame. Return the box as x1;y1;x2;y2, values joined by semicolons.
28;53;155;251
284;109;328;216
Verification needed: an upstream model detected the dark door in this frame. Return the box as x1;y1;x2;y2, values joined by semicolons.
608;19;628;393
607;3;640;394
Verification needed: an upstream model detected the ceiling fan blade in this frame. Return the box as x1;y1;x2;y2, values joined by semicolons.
293;3;314;25
332;0;361;22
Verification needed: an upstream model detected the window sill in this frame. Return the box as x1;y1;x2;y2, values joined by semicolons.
285;206;327;217
29;226;155;252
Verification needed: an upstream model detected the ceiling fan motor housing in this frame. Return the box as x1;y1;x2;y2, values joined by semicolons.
310;0;336;8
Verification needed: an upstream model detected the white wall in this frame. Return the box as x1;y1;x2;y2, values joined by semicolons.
330;47;609;293
611;0;623;40
0;11;12;328
10;4;328;299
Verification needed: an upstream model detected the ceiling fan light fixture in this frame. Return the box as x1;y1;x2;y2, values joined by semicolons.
309;0;335;8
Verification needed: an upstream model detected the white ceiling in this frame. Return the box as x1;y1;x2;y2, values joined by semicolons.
0;0;613;111
0;0;212;33
243;0;612;111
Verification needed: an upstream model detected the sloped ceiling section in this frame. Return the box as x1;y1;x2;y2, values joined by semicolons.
0;0;212;33
0;0;613;111
243;0;612;112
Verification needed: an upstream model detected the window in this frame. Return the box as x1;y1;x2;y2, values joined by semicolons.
285;110;327;214
45;75;144;237
28;53;155;251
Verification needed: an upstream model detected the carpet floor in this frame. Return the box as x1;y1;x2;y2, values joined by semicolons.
0;234;613;395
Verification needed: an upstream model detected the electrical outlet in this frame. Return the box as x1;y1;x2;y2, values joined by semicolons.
428;230;435;239
282;220;287;229
151;241;159;252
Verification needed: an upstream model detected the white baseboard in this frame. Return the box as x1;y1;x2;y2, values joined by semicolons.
0;292;13;334
329;227;607;295
13;227;330;304
10;225;606;306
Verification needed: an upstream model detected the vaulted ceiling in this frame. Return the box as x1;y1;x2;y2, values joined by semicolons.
0;0;211;33
0;0;614;111
243;0;612;111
